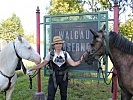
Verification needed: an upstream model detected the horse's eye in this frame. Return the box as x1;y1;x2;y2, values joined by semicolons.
28;46;31;50
91;43;94;46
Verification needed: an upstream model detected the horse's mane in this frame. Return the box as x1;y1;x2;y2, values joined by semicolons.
109;31;133;55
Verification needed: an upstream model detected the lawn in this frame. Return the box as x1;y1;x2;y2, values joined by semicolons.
0;69;122;100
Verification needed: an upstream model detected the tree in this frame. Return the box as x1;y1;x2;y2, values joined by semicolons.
119;16;133;40
0;14;24;42
99;0;112;11
74;0;113;12
48;0;84;15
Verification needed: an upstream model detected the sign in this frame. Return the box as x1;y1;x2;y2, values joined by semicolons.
52;22;98;71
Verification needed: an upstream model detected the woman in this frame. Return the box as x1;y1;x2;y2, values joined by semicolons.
28;36;83;100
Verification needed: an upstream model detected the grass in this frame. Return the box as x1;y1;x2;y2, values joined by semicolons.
0;69;122;100
0;58;123;100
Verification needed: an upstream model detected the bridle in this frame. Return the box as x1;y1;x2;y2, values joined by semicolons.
83;33;106;63
84;31;113;85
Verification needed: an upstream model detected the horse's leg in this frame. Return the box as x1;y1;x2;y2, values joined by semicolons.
6;86;14;100
6;73;17;100
121;89;132;100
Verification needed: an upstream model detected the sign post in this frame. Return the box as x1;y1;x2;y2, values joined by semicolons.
112;1;119;100
33;6;46;100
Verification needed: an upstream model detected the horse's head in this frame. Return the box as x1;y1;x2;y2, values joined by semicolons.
14;35;41;64
83;25;107;64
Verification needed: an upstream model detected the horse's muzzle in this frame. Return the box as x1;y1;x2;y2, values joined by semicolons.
83;50;98;65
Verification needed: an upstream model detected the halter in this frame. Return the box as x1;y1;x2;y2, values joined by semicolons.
84;34;106;64
85;31;113;85
13;42;22;60
13;42;26;73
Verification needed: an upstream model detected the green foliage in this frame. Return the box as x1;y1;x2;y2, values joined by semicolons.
119;17;133;40
0;13;24;43
99;0;112;11
49;0;84;15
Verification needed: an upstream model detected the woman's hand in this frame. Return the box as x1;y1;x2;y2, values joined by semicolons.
26;68;33;76
79;54;84;63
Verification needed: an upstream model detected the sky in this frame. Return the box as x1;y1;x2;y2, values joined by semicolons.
0;0;50;34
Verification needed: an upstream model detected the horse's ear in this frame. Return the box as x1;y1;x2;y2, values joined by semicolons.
17;35;22;43
90;29;98;37
102;24;106;31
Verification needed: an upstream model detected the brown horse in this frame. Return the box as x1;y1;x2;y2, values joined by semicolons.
83;25;133;100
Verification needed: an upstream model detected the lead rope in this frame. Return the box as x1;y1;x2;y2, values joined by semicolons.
29;76;32;89
98;66;113;85
28;70;39;89
5;91;6;100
